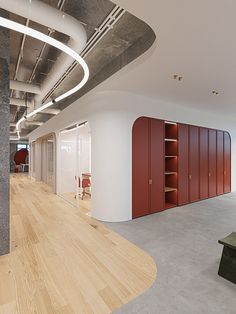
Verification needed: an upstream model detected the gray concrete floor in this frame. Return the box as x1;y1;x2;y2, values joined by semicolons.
106;193;236;314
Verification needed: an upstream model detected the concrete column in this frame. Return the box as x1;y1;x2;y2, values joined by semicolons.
0;10;10;255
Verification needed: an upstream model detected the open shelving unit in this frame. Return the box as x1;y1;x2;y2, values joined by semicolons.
164;121;178;209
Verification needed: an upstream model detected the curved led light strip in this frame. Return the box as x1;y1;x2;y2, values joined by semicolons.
0;17;89;139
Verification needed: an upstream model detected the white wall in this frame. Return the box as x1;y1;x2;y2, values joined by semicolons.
29;89;236;222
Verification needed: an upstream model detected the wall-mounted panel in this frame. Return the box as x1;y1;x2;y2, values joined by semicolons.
132;117;149;218
189;126;199;202
217;131;224;195
224;132;231;193
178;124;189;205
199;128;209;200
209;129;217;197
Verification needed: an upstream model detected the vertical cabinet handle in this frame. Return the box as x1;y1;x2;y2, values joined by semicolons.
149;179;153;185
209;173;211;177
224;171;226;176
189;175;192;180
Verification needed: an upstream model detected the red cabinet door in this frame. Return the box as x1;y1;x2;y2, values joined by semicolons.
224;132;231;193
199;128;209;200
150;118;164;213
189;126;200;202
178;124;189;205
209;129;217;197
217;131;224;195
132;117;149;218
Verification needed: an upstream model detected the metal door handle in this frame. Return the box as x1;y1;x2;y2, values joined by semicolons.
149;179;153;185
209;173;211;177
189;175;192;180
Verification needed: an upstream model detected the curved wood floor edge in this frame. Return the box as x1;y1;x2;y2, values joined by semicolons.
0;174;157;314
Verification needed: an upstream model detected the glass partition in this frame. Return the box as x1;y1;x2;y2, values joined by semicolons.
77;123;91;214
59;126;78;205
31;142;36;178
46;135;55;188
58;122;91;212
39;134;55;190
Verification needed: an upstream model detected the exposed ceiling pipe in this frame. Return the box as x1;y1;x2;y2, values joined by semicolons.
10;98;60;114
27;0;66;85
0;0;87;110
42;5;125;103
10;80;41;94
12;18;29;83
10;97;32;107
24;121;43;126
40;108;60;115
11;18;29;123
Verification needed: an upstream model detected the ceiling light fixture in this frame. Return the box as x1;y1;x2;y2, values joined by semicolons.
173;74;183;81
60;121;88;134
0;16;89;139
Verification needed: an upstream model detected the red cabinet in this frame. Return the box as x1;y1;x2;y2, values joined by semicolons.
178;124;189;205
209;129;217;197
199;128;209;200
189;126;200;203
132;117;149;218
224;132;231;193
217;131;224;195
132;117;164;218
132;117;231;219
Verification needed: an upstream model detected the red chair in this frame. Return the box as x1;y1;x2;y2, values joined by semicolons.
77;177;91;200
14;149;28;172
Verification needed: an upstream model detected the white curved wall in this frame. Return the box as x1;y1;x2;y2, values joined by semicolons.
28;89;236;222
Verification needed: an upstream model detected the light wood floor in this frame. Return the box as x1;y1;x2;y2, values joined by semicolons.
0;174;156;313
60;192;91;215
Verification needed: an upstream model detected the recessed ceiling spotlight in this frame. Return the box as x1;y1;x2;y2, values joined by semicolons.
212;90;219;96
173;74;183;81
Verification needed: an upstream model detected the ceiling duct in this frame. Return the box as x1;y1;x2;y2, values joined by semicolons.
10;97;33;107
10;80;41;94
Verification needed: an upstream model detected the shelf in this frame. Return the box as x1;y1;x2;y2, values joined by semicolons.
165;172;177;175
165;202;177;209
165;187;177;192
164;121;177;125
165;155;177;158
165;138;177;142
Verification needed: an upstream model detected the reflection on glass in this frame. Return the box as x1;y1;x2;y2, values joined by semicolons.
58;122;91;214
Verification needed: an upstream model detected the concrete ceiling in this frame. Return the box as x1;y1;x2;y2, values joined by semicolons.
8;0;154;137
9;0;116;136
106;0;236;121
